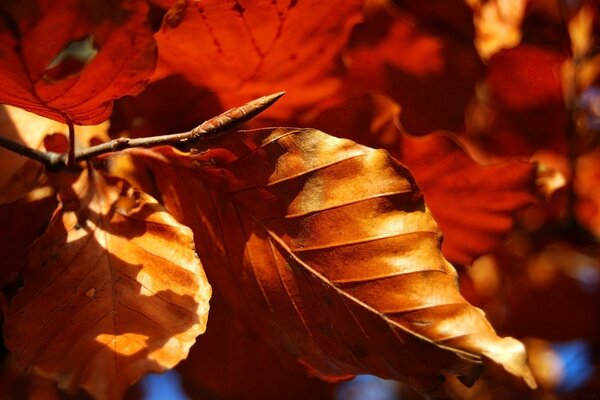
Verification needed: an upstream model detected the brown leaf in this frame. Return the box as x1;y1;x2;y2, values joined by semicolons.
2;168;211;399
130;128;536;396
0;185;57;298
307;94;540;265
178;294;333;400
109;75;223;139
153;0;363;121
0;0;156;125
0;106;110;204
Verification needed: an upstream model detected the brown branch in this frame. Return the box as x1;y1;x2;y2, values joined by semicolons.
0;91;285;170
0;136;64;169
67;118;76;168
75;91;285;161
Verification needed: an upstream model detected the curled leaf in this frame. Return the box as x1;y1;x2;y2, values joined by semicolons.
131;128;536;395
0;0;156;124
3;168;211;399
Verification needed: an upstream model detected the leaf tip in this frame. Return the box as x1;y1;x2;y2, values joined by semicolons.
483;336;537;389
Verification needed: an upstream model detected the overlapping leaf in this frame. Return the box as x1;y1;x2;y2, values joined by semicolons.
178;294;333;400
339;0;483;135
308;94;540;265
0;0;156;125
154;0;363;120
398;134;539;266
130;128;536;396
2;168;211;399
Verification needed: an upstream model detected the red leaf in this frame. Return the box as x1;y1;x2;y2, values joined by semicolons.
0;0;157;125
153;0;363;121
342;0;484;134
0;185;57;296
465;45;568;156
400;134;539;265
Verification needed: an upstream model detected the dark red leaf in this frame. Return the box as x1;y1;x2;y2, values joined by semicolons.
0;0;157;125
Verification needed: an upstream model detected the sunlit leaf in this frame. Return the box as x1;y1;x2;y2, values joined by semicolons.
465;0;529;59
3;168;211;399
307;94;540;265
130;128;536;396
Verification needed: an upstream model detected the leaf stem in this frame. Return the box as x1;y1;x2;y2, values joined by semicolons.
0;91;285;170
67;118;76;168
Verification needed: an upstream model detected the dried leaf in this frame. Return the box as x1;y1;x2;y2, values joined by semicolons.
0;0;156;125
153;0;363;121
178;294;333;400
131;128;536;396
0;185;57;296
3;168;211;399
0;106;110;203
307;94;540;265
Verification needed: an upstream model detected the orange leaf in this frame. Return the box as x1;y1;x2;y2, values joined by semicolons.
2;168;211;399
131;128;536;396
399;134;539;266
342;0;483;135
0;0;156;125
153;0;363;121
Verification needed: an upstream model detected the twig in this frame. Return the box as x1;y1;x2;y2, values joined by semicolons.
0;136;63;169
75;91;285;161
0;91;285;170
67;118;75;168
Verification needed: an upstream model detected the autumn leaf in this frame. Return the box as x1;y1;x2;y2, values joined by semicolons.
0;185;57;296
338;0;483;135
0;105;112;203
178;294;333;400
130;128;536;396
2;167;211;399
398;134;539;266
109;75;223;139
307;94;540;265
153;0;363;121
465;45;567;157
0;0;156;125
